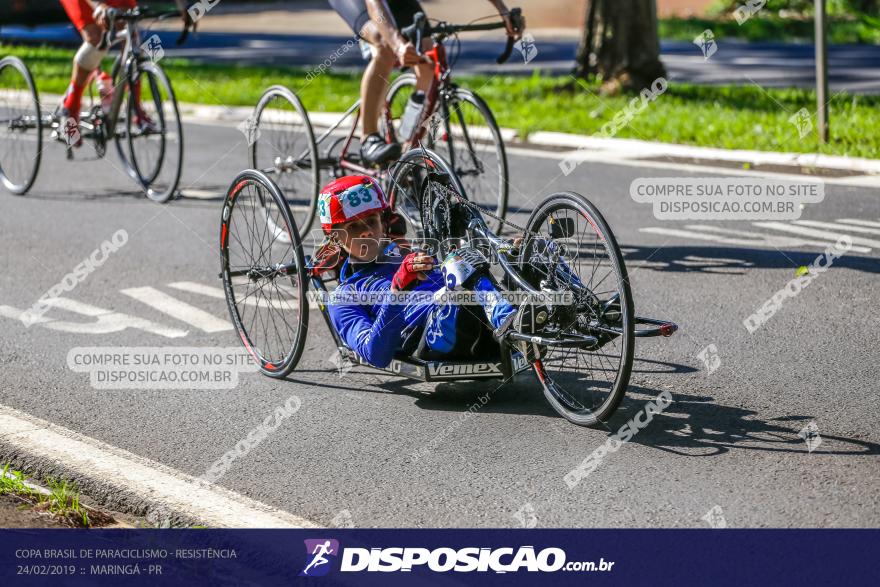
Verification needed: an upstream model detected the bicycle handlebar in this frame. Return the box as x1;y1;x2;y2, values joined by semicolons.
401;7;524;65
105;7;193;46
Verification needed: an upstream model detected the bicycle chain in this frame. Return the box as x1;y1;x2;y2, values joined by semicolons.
426;179;533;238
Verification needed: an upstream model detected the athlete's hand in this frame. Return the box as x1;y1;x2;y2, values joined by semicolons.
395;41;422;67
92;2;110;29
501;11;526;41
391;252;434;291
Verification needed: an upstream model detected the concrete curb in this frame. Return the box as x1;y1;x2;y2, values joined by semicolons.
0;404;320;528
178;102;880;176
526;132;880;175
21;93;879;176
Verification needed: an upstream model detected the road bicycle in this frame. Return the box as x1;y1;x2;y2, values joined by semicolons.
219;147;678;426
247;8;523;235
0;7;185;202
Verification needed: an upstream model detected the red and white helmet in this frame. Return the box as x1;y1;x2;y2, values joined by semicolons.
318;175;389;234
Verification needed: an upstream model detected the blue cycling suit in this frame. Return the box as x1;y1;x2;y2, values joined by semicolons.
328;247;515;368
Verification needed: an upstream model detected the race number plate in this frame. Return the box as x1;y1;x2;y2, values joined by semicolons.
441;250;478;290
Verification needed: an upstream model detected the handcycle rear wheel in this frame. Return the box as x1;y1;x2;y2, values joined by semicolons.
118;62;183;203
0;56;42;195
250;86;320;236
220;169;309;378
386;74;508;233
523;192;635;426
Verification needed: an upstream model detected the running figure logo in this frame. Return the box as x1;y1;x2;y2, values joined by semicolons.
299;539;340;577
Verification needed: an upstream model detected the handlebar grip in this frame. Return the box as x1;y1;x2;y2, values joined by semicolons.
497;36;515;64
401;11;427;44
509;7;523;27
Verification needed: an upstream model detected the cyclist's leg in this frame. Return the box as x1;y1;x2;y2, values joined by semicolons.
60;3;101;104
413;41;432;93
358;22;395;138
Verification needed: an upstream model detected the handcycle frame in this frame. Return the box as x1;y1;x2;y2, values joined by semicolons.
305;194;677;385
222;149;679;425
309;146;676;380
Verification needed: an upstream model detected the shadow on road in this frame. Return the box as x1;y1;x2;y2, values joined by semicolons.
613;384;880;458
621;245;880;274
284;358;879;460
22;189;151;202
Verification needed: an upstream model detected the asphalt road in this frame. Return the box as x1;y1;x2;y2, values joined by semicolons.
1;120;878;528
6;25;880;93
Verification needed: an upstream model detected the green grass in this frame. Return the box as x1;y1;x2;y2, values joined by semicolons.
3;43;879;158
0;464;40;499
44;476;90;527
659;16;880;44
0;464;96;527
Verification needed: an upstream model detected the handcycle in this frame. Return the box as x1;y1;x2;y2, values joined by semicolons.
219;148;678;426
0;6;186;202
246;8;523;235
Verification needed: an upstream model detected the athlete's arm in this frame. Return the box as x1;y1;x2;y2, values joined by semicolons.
365;0;421;66
86;1;111;28
330;289;408;368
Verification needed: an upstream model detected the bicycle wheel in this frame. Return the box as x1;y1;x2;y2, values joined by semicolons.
221;169;309;378
251;86;320;236
522;192;634;426
121;61;183;203
386;147;468;246
0;57;42;195
388;76;508;232
439;89;508;233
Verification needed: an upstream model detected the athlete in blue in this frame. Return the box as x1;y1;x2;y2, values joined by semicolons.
316;175;540;368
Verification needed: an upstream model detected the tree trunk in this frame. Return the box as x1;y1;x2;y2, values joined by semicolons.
574;0;666;95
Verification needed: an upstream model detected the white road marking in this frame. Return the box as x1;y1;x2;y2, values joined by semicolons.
0;404;318;528
640;227;767;247
752;222;880;249
170;280;316;310
684;224;856;250
793;220;880;236
168;281;227;299
640;220;875;254
836;218;880;229
0;298;189;338
179;188;223;200
121;286;232;333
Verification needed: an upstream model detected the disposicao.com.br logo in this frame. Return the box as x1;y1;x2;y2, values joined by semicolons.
299;540;614;575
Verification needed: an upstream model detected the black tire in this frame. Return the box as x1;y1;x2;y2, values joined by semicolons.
221;169;309;378
0;56;42;195
523;192;634;426
250;86;320;236
119;61;183;203
386;76;508;233
386;147;469;251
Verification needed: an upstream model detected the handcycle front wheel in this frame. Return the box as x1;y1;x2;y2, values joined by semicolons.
385;74;508;233
251;85;320;235
522;191;635;427
117;61;183;203
220;169;309;378
0;56;42;195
